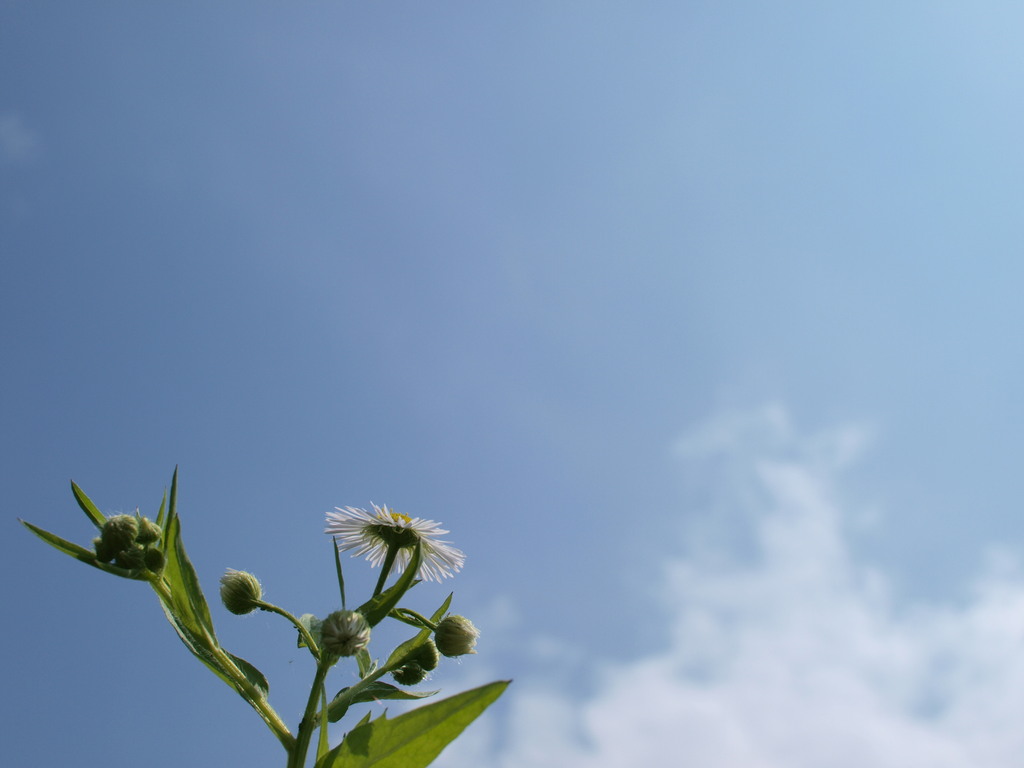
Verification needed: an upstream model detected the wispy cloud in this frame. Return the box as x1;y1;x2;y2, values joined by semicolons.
0;112;40;164
442;406;1024;767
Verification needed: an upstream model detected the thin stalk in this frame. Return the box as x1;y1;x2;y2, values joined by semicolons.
289;659;332;768
390;607;438;631
149;578;295;751
372;544;400;597
256;600;322;661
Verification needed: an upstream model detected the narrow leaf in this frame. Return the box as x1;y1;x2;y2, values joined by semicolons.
70;480;106;530
317;683;331;762
21;520;100;564
227;652;270;699
316;680;510;768
298;614;323;649
333;536;347;610
155;491;167;530
158;598;233;688
356;648;375;679
430;594;453;624
20;520;148;579
327;683;438;723
160;470;216;638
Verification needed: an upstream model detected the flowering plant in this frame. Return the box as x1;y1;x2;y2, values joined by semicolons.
21;469;508;767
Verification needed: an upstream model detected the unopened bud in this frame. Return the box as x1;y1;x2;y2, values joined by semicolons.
115;544;146;570
409;638;440;671
220;569;263;615
144;547;165;573
321;610;370;657
136;517;162;545
101;514;139;553
434;615;479;657
93;536;115;563
392;662;427;686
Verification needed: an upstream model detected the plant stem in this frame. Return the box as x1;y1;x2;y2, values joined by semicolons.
149;578;295;751
256;600;321;661
289;659;331;768
372;544;400;597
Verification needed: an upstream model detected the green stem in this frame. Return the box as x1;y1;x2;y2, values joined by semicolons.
372;544;401;597
321;657;403;724
256;600;321;661
390;608;438;631
150;578;295;751
289;659;332;768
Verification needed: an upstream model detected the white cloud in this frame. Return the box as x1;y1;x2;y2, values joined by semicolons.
439;406;1024;767
0;112;40;163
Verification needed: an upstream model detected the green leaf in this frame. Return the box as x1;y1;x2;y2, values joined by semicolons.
356;648;376;679
430;594;453;624
71;480;106;530
357;543;422;627
384;594;453;670
155;491;167;530
158;598;234;688
227;652;270;699
317;683;331;762
21;520;100;564
327;682;438;723
315;680;510;768
160;470;216;638
333;536;347;609
20;520;149;580
298;613;323;649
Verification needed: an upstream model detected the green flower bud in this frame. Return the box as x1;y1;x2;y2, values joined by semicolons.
144;547;165;573
409;638;440;672
101;514;139;553
392;662;427;686
219;569;263;615
93;536;115;563
434;615;479;657
115;544;146;570
136;517;162;545
321;610;370;657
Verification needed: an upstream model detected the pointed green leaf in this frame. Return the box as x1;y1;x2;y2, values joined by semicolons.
327;683;438;723
70;481;106;530
227;652;270;699
356;648;375;679
357;543;422;627
21;519;100;564
333;536;347;609
20;520;149;580
316;680;510;768
160;470;216;638
298;614;323;649
155;491;167;530
384;595;451;670
158;598;233;687
317;683;331;762
430;594;453;624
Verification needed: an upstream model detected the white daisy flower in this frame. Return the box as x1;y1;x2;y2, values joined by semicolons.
325;503;465;582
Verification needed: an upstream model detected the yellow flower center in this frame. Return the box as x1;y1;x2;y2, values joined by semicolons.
385;509;412;526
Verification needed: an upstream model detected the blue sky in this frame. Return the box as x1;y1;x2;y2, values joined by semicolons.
4;2;1024;765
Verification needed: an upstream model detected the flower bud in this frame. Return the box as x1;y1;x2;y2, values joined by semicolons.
136;517;162;545
321;610;370;657
115;544;146;570
392;662;427;686
101;514;139;553
144;547;165;573
410;638;440;672
93;536;115;563
434;615;479;657
219;569;263;615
